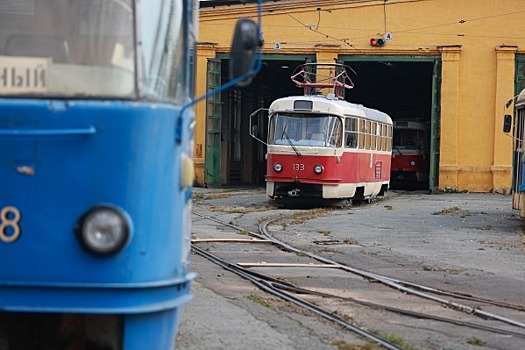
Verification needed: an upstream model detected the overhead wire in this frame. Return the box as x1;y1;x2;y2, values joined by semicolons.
201;5;525;41
264;1;525;45
397;9;525;34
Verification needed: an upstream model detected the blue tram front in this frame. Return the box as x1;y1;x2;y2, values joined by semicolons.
0;1;198;348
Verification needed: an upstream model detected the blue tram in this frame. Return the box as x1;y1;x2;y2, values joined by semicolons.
506;88;525;217
0;0;260;349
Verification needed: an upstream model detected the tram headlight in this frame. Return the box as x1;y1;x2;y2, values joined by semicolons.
75;206;130;256
274;163;283;172
410;160;416;166
314;165;324;174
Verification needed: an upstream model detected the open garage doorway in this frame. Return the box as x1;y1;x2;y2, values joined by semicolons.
210;55;440;190
342;57;441;191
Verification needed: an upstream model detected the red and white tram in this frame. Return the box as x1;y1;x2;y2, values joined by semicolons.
250;63;393;206
391;120;430;183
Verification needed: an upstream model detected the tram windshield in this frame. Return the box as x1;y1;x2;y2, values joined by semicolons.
393;129;427;150
269;113;342;147
0;0;191;102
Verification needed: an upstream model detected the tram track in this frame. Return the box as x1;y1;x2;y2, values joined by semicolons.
191;211;525;348
191;244;405;350
257;220;525;329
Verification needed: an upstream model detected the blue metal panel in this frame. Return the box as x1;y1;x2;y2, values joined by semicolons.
123;309;185;350
0;99;194;313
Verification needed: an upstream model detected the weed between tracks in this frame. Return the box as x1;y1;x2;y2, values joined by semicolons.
192;192;234;202
268;208;335;229
328;315;418;350
466;336;486;346
421;264;464;275
332;339;380;350
332;331;417;350
369;331;418;350
247;294;277;310
517;228;525;244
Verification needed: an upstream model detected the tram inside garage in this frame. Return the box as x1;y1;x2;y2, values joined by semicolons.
207;56;439;191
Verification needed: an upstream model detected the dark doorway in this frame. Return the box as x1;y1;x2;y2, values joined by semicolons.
343;60;435;191
217;57;438;190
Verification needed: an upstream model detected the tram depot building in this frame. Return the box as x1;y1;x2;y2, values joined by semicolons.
194;0;525;193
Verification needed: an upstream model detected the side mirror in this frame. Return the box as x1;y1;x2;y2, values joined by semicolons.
229;18;259;87
249;108;268;145
503;114;512;133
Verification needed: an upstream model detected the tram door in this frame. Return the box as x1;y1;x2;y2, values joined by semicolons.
511;99;525;213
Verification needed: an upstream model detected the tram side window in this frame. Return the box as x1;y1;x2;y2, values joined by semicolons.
381;124;387;151
358;118;366;149
365;120;372;149
386;125;393;152
370;122;381;150
369;122;376;150
345;117;358;148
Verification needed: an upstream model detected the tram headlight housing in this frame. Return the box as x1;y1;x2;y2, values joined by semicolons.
410;160;416;166
314;165;324;174
75;206;130;256
274;163;283;172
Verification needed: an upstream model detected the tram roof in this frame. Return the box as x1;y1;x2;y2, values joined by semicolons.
269;95;393;124
517;88;525;109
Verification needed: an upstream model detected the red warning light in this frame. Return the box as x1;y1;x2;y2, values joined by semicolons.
370;37;385;47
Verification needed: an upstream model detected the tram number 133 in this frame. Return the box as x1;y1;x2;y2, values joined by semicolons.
0;206;21;243
292;163;305;171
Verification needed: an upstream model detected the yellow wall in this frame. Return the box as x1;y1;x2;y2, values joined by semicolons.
197;0;524;192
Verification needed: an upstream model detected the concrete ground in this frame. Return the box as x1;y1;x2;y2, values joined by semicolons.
176;188;525;350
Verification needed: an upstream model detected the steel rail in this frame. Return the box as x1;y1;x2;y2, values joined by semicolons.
271;281;525;339
194;211;525;310
191;244;405;350
193;212;525;329
193;211;525;338
257;220;525;329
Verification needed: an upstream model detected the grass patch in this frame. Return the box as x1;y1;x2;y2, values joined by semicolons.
370;330;418;350
289;207;334;224
209;205;269;214
332;340;380;350
344;238;359;245
421;265;464;275
431;206;470;217
517;228;525;244
247;294;277;310
192;192;234;202
466;336;486;346
268;208;334;230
